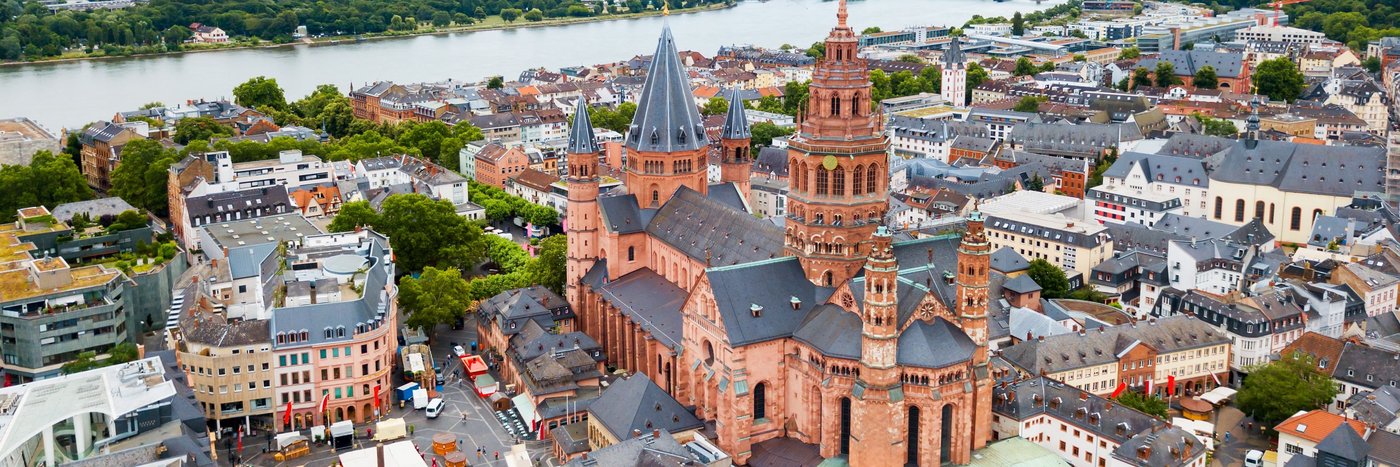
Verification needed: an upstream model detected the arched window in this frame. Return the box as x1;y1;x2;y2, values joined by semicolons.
853;165;864;196
1213;197;1224;219
1290;207;1303;231
851;96;860;116
704;341;715;366
866;165;878;194
816;168;829;196
1313;209;1323;223
1234;199;1245;222
753;383;767;421
627;247;635;262
831;96;840;116
833;167;845;196
1269;203;1276;224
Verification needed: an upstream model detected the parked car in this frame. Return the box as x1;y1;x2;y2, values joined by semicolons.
453;345;467;357
1244;450;1264;467
425;398;445;418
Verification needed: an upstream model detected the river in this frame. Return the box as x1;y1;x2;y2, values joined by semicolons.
0;0;1065;129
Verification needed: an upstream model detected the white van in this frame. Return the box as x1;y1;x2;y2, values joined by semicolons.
425;398;445;419
1244;450;1264;467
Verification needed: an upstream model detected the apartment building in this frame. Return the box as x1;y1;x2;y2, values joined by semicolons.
0;209;131;383
1099;151;1210;219
1000;316;1230;398
1152;287;1309;378
990;376;1209;467
981;191;1113;275
78;121;144;190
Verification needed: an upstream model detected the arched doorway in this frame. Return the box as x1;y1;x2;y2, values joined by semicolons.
839;397;852;456
335;407;345;423
906;405;921;466
346;405;357;422
940;405;954;463
363;403;373;422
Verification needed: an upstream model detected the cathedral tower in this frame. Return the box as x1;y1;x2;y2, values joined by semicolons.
941;36;968;107
565;97;600;317
849;225;905;465
624;24;709;207
784;0;889;287
957;207;995;451
719;87;753;197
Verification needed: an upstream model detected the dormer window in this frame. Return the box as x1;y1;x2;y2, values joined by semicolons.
676;128;687;144
650;130;659;145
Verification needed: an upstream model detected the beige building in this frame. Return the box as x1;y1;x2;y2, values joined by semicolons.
1206;138;1386;245
981;191;1112;275
172;291;276;432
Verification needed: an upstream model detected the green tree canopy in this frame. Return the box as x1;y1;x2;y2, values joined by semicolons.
109;139;177;216
1026;258;1070;298
1153;61;1181;87
1013;95;1047;113
589;102;637;133
1116;391;1168;419
0;151;93;222
173;116;235;145
232;76;288;111
487;76;505;89
1253;57;1306;103
1130;67;1151;91
861;26;882;34
399;266;472;331
500;8;522;22
525;234;567;294
328;200;379;232
965;62;990;102
1011;12;1025;36
523;8;543;21
701;96;728;116
374;194;484;272
1118;47;1141;60
1237;352;1339;430
1192;65;1218;89
750;122;794;148
1194;113;1239;137
1013;57;1039;77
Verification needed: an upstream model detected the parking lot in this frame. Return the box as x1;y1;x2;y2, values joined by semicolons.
237;316;556;466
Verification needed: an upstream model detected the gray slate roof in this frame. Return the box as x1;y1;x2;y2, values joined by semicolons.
705;183;747;213
720;87;751;140
897;318;977;369
1314;424;1369;463
567;96;599;155
598;194;649;234
1137;50;1246;78
1210;140;1385;197
1003;274;1042;294
644;186;781;266
1102;152;1209;188
588;374;703;440
1000;315;1226;374
626;25;708;153
704;257;834;347
595;267;687;351
792;304;863;360
51;197;138;223
990;247;1030;273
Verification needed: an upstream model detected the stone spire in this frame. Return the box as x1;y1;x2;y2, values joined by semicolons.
1245;96;1262;149
626;24;707;154
567;96;599;156
941;35;969;107
943;36;966;69
720;88;750;140
837;0;848;28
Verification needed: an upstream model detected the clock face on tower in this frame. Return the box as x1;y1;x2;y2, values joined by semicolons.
822;155;838;171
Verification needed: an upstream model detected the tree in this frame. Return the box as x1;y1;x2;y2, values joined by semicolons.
106;210;147;233
1011;12;1025;36
523;8;543;21
374;194;484;272
701;96;728;116
1194;113;1239;137
62;351;102;374
1253;57;1307;103
1363;56;1381;73
1026;258;1069;298
1237;352;1339;430
398;266;472;331
861;26;882;34
173;116;235;144
589;103;636;133
1013;95;1047;113
806;41;826;60
1118;47;1141;60
965;62;990;102
1153;61;1181;87
1192;65;1218;89
108;342;139;364
897;54;922;64
232;76;287;111
487;76;504;89
109;139;177;216
1013;57;1038;76
1116;391;1169;419
1130;67;1151;91
750;122;794;148
499;8;522;22
328;200;378;232
525;234;567;294
1023;173;1045;191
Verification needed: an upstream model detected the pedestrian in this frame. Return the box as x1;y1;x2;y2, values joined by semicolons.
494;450;500;460
476;449;483;460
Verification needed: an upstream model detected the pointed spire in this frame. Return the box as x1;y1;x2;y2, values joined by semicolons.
626;24;707;153
568;96;599;155
720;88;750;140
837;0;848;28
943;36;965;67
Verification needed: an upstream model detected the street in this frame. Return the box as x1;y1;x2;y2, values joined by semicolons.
235;317;557;467
1209;405;1273;467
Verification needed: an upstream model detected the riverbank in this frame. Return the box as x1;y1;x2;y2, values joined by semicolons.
0;3;732;68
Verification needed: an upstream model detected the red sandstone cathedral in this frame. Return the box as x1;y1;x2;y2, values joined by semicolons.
564;2;993;464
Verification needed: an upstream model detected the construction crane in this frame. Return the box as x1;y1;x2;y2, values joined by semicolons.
1267;0;1313;26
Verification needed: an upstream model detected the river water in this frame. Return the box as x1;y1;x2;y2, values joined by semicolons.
0;0;1064;129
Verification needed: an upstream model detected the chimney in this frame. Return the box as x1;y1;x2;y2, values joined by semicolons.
751;303;763;317
790;296;802;310
1138;446;1152;461
651;429;660;438
632;429;642;438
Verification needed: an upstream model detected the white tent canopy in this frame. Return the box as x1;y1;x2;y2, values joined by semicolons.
1199;387;1237;405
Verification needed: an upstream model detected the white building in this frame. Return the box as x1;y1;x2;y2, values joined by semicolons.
1234;25;1327;45
1087;183;1184;226
1098;151;1211;219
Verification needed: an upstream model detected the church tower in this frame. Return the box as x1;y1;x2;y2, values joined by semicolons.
941;36;968;107
565;97;600;318
849;225;905;465
784;0;889;287
623;23;709;208
957;207;995;451
719;87;753;197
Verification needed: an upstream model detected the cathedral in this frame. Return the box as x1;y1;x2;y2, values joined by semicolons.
564;2;994;464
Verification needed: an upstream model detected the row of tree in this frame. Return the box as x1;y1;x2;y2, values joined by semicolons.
468;180;560;226
0;150;93;222
0;0;731;61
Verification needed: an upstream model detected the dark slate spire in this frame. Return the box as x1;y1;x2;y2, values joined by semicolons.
720;88;751;140
626;24;707;153
568;96;599;154
943;36;965;68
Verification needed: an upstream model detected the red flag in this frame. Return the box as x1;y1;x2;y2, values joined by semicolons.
1167;375;1176;397
1110;382;1126;398
237;430;243;452
373;384;382;409
283;401;292;427
1211;372;1222;386
1145;378;1153;395
319;392;329;415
